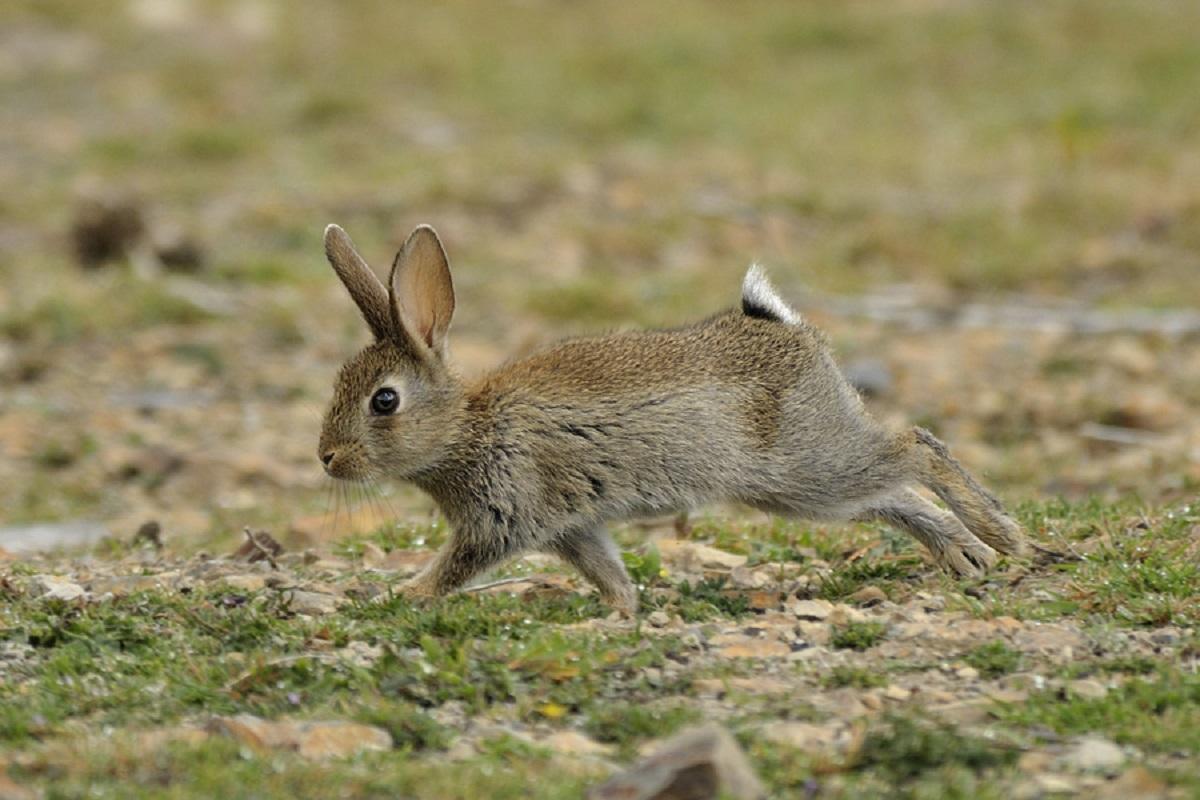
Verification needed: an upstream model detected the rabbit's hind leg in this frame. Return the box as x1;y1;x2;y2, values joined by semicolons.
908;427;1027;557
546;527;637;615
854;488;997;578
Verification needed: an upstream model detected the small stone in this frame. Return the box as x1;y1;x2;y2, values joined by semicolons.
1060;737;1125;774
656;540;747;572
717;639;790;660
746;590;783;612
1034;773;1079;794
692;678;726;696
860;693;884;711
221;575;267;593
883;684;911;702
31;575;86;601
1017;751;1054;774
209;714;390;760
847;586;887;607
928;699;991;725
729;565;770;589
284;590;342;616
955;666;980;680
89;574;173;597
360;541;387;569
647;611;671;628
1067;679;1108;700
587;724;765;800
791;599;833;621
757;721;841;752
544;730;613;758
828;604;868;625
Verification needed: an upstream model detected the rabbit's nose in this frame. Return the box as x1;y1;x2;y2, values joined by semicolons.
320;450;336;467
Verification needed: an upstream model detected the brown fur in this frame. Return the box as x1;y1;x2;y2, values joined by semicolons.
318;225;1027;613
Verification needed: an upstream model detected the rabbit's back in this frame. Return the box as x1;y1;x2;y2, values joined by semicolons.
436;310;896;534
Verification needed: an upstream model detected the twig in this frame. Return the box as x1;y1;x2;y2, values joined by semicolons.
459;576;542;594
242;527;279;570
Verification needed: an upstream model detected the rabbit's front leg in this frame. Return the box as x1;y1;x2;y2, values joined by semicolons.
401;530;517;599
546;527;637;615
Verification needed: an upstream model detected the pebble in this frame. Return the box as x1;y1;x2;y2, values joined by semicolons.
647;611;671;628
1060;737;1125;774
31;575;87;601
790;599;833;621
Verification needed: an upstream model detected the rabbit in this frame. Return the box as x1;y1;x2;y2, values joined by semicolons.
318;223;1027;614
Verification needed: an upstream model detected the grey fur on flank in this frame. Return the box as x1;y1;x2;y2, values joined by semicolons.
318;224;1027;613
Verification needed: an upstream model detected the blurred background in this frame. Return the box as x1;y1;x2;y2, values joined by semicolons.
1;0;1198;553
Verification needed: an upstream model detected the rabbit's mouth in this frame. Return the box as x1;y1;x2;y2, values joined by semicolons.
318;445;369;480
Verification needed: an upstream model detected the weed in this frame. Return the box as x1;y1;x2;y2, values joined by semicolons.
831;621;887;651
854;714;1018;781
823;665;887;689
964;641;1022;679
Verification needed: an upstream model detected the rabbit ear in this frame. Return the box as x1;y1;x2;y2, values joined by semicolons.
389;225;455;359
324;224;393;340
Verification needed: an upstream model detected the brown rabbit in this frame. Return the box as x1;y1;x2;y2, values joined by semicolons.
318;224;1026;613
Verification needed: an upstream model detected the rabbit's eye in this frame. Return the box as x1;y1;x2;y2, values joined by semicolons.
370;387;400;415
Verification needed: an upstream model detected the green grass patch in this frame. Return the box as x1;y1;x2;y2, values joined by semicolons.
831;621;888;651
964;641;1023;679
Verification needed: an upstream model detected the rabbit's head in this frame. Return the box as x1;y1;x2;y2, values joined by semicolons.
318;224;464;481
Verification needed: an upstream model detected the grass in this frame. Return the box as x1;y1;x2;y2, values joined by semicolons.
831;621;888;651
964;641;1023;679
998;667;1200;756
1;500;1199;795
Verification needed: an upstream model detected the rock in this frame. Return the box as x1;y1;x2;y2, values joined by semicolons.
1033;773;1079;794
656;540;747;572
790;599;833;621
544;730;614;758
828;604;868;625
928;699;991;725
847;586;887;607
283;590;342;616
31;575;86;601
757;721;842;752
1013;624;1087;662
716;639;791;660
209;714;391;760
883;685;911;702
1067;679;1108;700
745;590;783;612
954;666;980;680
1060;737;1125;774
220;575;267;593
360;541;387;568
587;724;765;800
729;565;770;590
647;611;671;628
89;574;175;597
70;191;146;267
